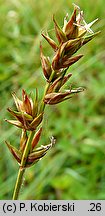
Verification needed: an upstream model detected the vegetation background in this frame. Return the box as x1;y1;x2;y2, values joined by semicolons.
0;0;105;200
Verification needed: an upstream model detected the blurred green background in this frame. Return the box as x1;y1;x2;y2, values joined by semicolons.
0;0;105;200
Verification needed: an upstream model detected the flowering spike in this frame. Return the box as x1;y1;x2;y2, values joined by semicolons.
41;33;58;51
44;86;84;105
25;139;54;167
5;119;23;129
55;72;72;91
47;72;72;94
27;151;45;163
5;141;21;164
28;141;54;161
52;51;83;70
5;4;100;198
25;159;40;167
20;130;28;152
64;7;78;39
82;31;100;46
31;127;42;150
74;4;83;24
51;49;60;71
53;15;67;43
22;89;32;115
40;43;52;80
12;92;24;112
7;89;42;131
27;135;54;167
44;92;71;105
7;108;33;122
52;43;67;70
78;18;99;37
47;76;62;93
62;54;83;68
52;38;83;70
30;112;43;130
63;38;81;54
61;73;72;86
54;72;72;92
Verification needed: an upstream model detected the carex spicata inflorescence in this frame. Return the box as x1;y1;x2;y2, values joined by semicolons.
6;4;99;168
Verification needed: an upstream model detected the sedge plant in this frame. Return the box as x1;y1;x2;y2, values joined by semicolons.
5;4;100;200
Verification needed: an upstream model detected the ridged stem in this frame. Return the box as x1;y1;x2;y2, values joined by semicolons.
12;71;55;200
39;70;55;113
12;131;35;200
13;68;58;200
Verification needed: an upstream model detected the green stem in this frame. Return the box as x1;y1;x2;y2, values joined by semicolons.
12;131;35;200
39;70;55;113
12;168;25;200
13;70;56;200
39;82;49;113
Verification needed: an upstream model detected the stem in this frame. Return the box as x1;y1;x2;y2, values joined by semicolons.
39;82;49;113
12;131;35;200
39;70;55;113
12;168;25;200
13;70;56;200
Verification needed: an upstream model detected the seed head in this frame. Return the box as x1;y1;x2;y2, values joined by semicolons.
6;90;43;131
44;87;84;105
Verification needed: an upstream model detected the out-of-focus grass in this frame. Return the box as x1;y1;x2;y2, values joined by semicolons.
0;0;105;199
